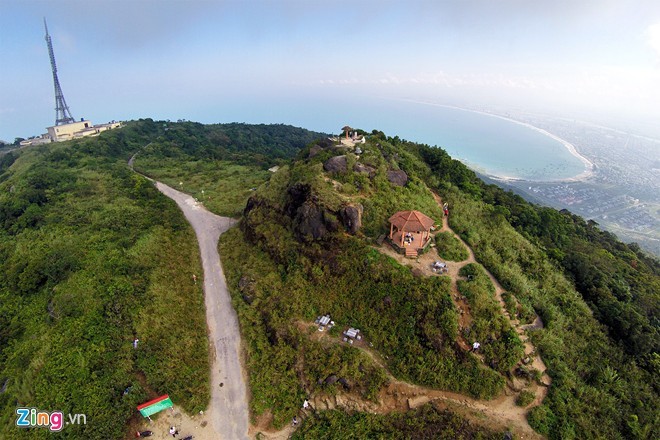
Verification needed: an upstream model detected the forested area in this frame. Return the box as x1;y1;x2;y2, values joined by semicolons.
409;138;659;361
292;404;504;439
220;131;657;438
1;119;656;439
219;137;534;432
0;120;324;438
396;135;659;438
0;120;215;438
143;121;325;167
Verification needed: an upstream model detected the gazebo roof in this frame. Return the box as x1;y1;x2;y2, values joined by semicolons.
388;210;435;232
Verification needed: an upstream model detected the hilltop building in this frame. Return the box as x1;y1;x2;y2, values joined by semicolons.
19;120;122;146
388;210;436;257
21;19;122;146
47;119;121;142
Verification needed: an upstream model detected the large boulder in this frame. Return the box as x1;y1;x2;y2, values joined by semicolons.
353;163;376;178
323;155;348;173
339;203;363;234
294;201;327;240
285;183;312;217
387;169;408;187
308;144;323;158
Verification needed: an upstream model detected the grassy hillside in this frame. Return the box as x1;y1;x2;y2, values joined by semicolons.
132;122;326;217
0;120;324;439
218;138;525;430
0;130;207;438
1;119;656;439
219;131;658;438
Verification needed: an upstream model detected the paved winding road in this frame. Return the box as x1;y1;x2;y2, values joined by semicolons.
154;182;249;440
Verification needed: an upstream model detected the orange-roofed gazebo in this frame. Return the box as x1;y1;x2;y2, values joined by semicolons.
342;125;352;140
388;210;435;255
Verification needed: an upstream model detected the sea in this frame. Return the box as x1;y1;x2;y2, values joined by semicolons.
205;95;587;182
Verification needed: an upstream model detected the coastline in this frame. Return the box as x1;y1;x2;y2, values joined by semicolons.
401;99;595;182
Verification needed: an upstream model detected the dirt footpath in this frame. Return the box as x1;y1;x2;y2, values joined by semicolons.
154;182;249;440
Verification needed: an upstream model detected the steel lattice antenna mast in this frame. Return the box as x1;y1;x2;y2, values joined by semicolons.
44;18;75;125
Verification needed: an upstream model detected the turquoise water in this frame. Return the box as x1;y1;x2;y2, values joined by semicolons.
338;99;586;181
205;95;587;181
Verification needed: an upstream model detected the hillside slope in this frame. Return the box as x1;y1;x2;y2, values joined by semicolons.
1;120;656;439
218;131;658;438
0;120;325;439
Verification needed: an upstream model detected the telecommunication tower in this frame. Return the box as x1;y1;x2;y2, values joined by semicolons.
44;18;75;125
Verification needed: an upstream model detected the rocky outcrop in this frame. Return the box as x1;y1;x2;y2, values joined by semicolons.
387;169;408;187
245;181;362;243
285;183;312;217
294;201;328;240
353;163;376;177
323;155;348;173
339;204;363;235
308;145;323;158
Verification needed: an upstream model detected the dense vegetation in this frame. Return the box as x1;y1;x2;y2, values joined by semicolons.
138;121;325;167
292;404;504;439
132;122;325;216
219;131;658;438
0;120;323;439
435;231;470;261
457;264;524;373
218;138;528;429
1;119;657;439
0;123;208;438
392;135;659;438
412;139;659;360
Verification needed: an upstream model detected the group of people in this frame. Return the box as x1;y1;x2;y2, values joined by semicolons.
168;426;193;440
404;232;415;245
292;399;311;427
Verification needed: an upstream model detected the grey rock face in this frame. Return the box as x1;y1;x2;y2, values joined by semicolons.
323;155;348;173
339;204;363;234
387;169;408;186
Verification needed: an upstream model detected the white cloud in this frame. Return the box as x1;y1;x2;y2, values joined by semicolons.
647;22;660;57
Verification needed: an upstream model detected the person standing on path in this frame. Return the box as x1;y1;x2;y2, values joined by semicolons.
169;426;179;437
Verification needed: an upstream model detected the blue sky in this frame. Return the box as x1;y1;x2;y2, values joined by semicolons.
1;0;660;142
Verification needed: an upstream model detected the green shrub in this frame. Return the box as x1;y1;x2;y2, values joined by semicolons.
435;231;469;261
501;291;517;318
292;404;503;439
516;390;535;407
